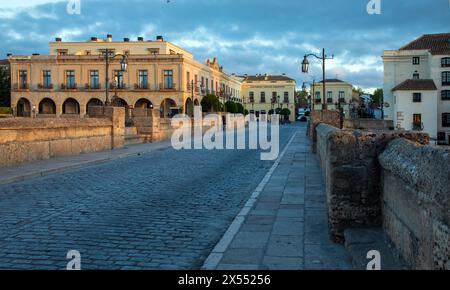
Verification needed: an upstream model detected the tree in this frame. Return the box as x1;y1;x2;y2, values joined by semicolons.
352;87;365;96
372;88;383;105
225;101;238;113
0;66;11;107
295;90;308;106
201;94;220;112
236;102;244;114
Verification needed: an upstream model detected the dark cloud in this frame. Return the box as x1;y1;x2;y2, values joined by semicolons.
0;0;448;91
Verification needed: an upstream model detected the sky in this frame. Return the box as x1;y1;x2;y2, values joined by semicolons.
0;0;449;93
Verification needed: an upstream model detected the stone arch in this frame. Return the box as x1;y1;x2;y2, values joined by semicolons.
160;98;178;118
135;98;153;109
185;98;194;117
62;98;80;114
112;97;128;108
39;98;56;115
194;99;200;106
16;97;31;117
86;98;103;113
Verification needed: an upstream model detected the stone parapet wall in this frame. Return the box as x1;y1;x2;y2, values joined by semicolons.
315;123;429;243
379;139;450;270
0;107;125;168
310;110;341;153
344;119;394;130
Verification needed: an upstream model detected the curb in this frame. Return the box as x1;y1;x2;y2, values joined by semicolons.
201;130;298;270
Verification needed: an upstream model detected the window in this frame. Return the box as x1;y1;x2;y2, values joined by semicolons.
272;92;277;104
90;70;99;89
413;72;420;79
260;92;266;103
442;90;450;100
164;70;173;89
19;70;27;89
338;91;345;103
249;92;255;103
413;93;422;103
65;70;75;89
43;70;51;88
413;114;422;129
327;91;332;103
139;70;148;88
284;92;289;103
114;70;124;88
315;91;321;100
441;57;450;68
186;71;190;88
442;113;450;127
442;71;450;86
412;57;420;65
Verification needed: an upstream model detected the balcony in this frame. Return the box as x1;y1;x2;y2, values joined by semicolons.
283;98;289;104
314;99;322;104
110;83;127;90
412;122;424;131
339;98;346;104
84;83;101;91
60;83;77;91
327;98;333;104
36;83;54;91
133;83;150;91
12;83;29;91
159;83;177;92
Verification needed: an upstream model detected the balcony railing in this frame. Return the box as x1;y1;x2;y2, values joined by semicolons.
60;83;77;90
159;83;177;91
110;83;127;90
37;83;54;90
134;83;150;90
339;98;346;104
412;122;424;131
85;83;101;90
314;99;322;104
12;83;29;91
283;98;289;103
327;98;333;104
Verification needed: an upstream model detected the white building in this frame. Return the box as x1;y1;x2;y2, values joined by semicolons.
383;33;450;144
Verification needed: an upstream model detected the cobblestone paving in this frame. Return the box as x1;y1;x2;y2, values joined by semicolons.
0;125;297;270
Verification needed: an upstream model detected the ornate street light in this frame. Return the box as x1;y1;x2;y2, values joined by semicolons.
103;49;128;106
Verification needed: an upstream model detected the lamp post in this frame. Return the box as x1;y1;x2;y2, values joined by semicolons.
189;79;204;116
103;49;128;106
301;48;334;110
302;79;316;111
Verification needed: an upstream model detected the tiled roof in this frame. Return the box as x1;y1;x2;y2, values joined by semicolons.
400;33;450;55
318;79;345;83
242;75;295;82
391;79;437;91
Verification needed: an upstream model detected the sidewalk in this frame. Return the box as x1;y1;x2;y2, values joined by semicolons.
203;125;352;270
0;140;172;185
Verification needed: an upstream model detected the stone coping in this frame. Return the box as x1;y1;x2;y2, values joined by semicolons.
379;138;450;210
0;118;112;130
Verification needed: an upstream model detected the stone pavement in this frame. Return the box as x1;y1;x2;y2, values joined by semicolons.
0;139;172;185
204;125;352;270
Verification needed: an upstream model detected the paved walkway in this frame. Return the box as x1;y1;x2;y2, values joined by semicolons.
0;140;172;185
204;125;352;270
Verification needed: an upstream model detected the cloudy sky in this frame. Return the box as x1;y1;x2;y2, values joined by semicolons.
0;0;449;92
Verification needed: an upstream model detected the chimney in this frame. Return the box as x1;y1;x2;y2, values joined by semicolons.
137;36;144;41
6;53;12;57
124;38;130;42
32;53;40;56
156;35;164;41
91;37;98;41
55;37;62;42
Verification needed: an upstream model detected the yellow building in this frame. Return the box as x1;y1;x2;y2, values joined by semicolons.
312;78;353;116
9;35;242;118
240;74;296;122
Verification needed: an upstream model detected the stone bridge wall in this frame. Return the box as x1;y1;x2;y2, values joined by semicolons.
0;107;125;168
379;139;450;270
315;123;429;243
343;119;394;130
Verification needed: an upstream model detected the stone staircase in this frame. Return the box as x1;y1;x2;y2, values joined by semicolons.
343;228;409;270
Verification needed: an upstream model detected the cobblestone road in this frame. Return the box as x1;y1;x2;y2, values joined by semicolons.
0;125;298;269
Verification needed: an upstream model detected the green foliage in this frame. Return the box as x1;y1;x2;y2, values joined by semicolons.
372;88;383;105
352;87;365;96
0;107;12;114
201;94;220;112
225;101;238;113
295;90;308;105
268;109;274;115
275;108;282;115
236;102;244;114
244;109;249;116
0;67;11;107
281;108;291;116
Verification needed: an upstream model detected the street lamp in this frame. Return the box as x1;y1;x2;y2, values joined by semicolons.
189;80;204;116
103;49;128;106
301;49;334;109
